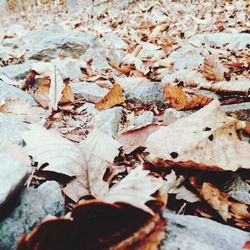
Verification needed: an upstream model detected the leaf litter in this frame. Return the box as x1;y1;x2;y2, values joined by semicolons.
0;0;249;249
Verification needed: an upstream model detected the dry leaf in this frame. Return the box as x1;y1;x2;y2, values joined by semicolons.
118;124;159;154
101;166;165;215
146;100;250;171
31;62;74;111
165;171;200;203
64;129;121;202
203;54;227;81
95;83;125;110
110;61;131;74
17;200;166;250
163;85;212;110
21;124;85;176
191;180;250;227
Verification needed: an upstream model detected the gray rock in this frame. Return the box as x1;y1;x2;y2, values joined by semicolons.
224;175;250;205
22;26;95;61
71;82;108;103
125;82;165;103
162;211;249;250
221;103;250;123
0;181;65;250
0;152;30;209
0;60;35;80
0;80;37;105
133;111;154;129
0;113;27;145
163;108;190;125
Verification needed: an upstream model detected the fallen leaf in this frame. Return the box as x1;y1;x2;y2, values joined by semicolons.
203;54;227;81
101;165;166;215
17;200;166;250
31;62;74;111
118;124;159;154
146;100;250;171
64;129;121;202
165;171;200;203
95;83;125;110
163;85;212;110
21;124;85;176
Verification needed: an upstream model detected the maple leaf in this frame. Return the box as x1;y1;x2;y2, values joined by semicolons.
163;85;212;110
146;100;250;171
95;83;125;110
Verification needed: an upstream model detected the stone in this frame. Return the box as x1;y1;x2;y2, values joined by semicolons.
79;103;123;137
162;211;249;250
133;111;154;129
163;108;190;125
0;60;35;80
0;151;30;210
71;82;108;103
0;181;65;250
98;33;128;50
0;80;37;105
22;26;95;61
0;113;27;145
125;82;165;103
190;33;250;50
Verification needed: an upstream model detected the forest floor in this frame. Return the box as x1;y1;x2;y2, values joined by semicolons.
0;1;250;249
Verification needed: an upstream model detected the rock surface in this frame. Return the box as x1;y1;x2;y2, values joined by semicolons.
0;181;65;250
162;211;249;250
0;151;30;210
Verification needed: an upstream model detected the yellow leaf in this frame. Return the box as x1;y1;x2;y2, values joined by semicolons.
60;84;74;104
95;83;125;110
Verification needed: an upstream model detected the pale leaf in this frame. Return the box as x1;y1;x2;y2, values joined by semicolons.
21;124;85;176
146;100;250;171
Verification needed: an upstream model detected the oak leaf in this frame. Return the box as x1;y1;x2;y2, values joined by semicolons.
95;83;125;110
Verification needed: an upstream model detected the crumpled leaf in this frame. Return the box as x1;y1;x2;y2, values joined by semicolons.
95;83;125;110
63;129;122;202
31;62;74;111
17;200;166;250
165;171;200;203
203;54;227;81
21;124;85;176
191;179;250;228
146;100;250;171
163;85;212;110
101;166;165;215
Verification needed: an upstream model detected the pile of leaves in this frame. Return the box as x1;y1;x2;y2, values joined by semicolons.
0;0;249;249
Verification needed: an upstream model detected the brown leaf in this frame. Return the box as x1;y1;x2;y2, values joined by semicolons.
60;83;75;104
203;54;227;81
163;85;212;110
110;61;132;74
95;83;125;110
17;200;166;250
146;100;250;171
118;124;159;154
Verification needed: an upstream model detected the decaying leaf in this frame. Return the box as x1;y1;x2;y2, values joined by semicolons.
146;100;250;171
118;124;159;154
95;83;125;110
31;62;74;111
163;85;212;110
21;124;85;176
165;171;200;203
17;200;166;250
190;178;250;228
101;166;166;215
203;54;227;81
64;129;121;202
